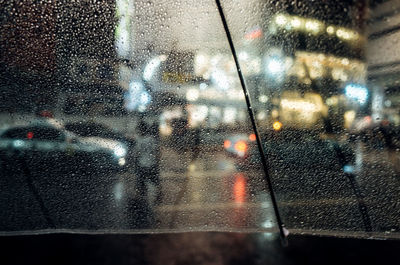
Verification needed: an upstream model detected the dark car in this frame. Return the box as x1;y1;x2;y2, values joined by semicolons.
0;123;130;230
350;119;400;150
0;124;126;173
65;122;136;168
225;129;354;171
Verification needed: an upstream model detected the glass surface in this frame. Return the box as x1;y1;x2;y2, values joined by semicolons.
0;0;399;239
223;0;400;237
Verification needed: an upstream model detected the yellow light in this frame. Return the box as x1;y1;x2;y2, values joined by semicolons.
326;26;335;34
275;14;287;25
326;97;339;106
344;110;356;129
309;68;323;79
336;28;357;40
118;158;126;166
297;68;306;78
343;32;351;39
234;140;248;153
273;121;283;131
160;124;172;136
291;18;302;28
305;20;322;33
280;99;320;112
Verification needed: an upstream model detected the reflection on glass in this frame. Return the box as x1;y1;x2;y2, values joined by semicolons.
223;0;400;238
0;0;399;240
0;0;276;235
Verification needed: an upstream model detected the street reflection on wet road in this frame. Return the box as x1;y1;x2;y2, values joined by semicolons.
110;144;276;232
108;140;400;236
1;137;400;237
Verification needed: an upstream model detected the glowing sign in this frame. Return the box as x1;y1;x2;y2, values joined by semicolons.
345;84;368;104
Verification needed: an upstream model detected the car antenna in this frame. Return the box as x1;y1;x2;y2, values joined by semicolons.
215;0;288;246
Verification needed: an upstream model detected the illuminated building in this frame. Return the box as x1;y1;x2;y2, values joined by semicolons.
244;0;369;131
367;0;400;126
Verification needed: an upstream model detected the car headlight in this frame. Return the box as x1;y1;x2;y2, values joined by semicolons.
113;145;127;157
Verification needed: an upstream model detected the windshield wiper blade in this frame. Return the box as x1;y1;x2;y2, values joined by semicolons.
215;0;288;246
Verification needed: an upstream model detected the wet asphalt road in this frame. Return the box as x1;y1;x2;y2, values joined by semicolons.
0;142;399;238
0;142;400;264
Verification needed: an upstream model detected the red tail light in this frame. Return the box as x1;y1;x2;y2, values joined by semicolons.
27;131;34;140
224;140;231;149
249;133;256;141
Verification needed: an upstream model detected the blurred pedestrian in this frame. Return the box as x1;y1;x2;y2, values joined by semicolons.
135;120;162;204
171;117;189;152
191;125;201;161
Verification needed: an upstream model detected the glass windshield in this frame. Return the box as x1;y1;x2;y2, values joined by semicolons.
0;0;399;240
223;0;400;238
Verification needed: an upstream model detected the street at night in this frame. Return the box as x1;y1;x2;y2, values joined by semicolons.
2;138;399;237
2;0;400;263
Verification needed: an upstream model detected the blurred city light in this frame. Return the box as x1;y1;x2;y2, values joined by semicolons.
233;173;246;204
326;25;335;34
244;27;262;40
124;81;152;112
272;14;360;42
224;140;231;149
273;121;282;131
238;51;249;61
189;105;208;124
143;55;167;81
344;110;356;128
275;14;287;25
345;84;368;104
291;17;302;28
336;28;359;40
259;94;268;103
223;107;236;123
27;131;34;140
186;88;200;101
305;20;322;33
113;145;127;157
234;140;247;153
194;53;210;76
280;99;321;112
118;158;126;166
211;69;230;90
266;57;284;76
343;165;355;173
13;140;25;148
199;82;208;90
